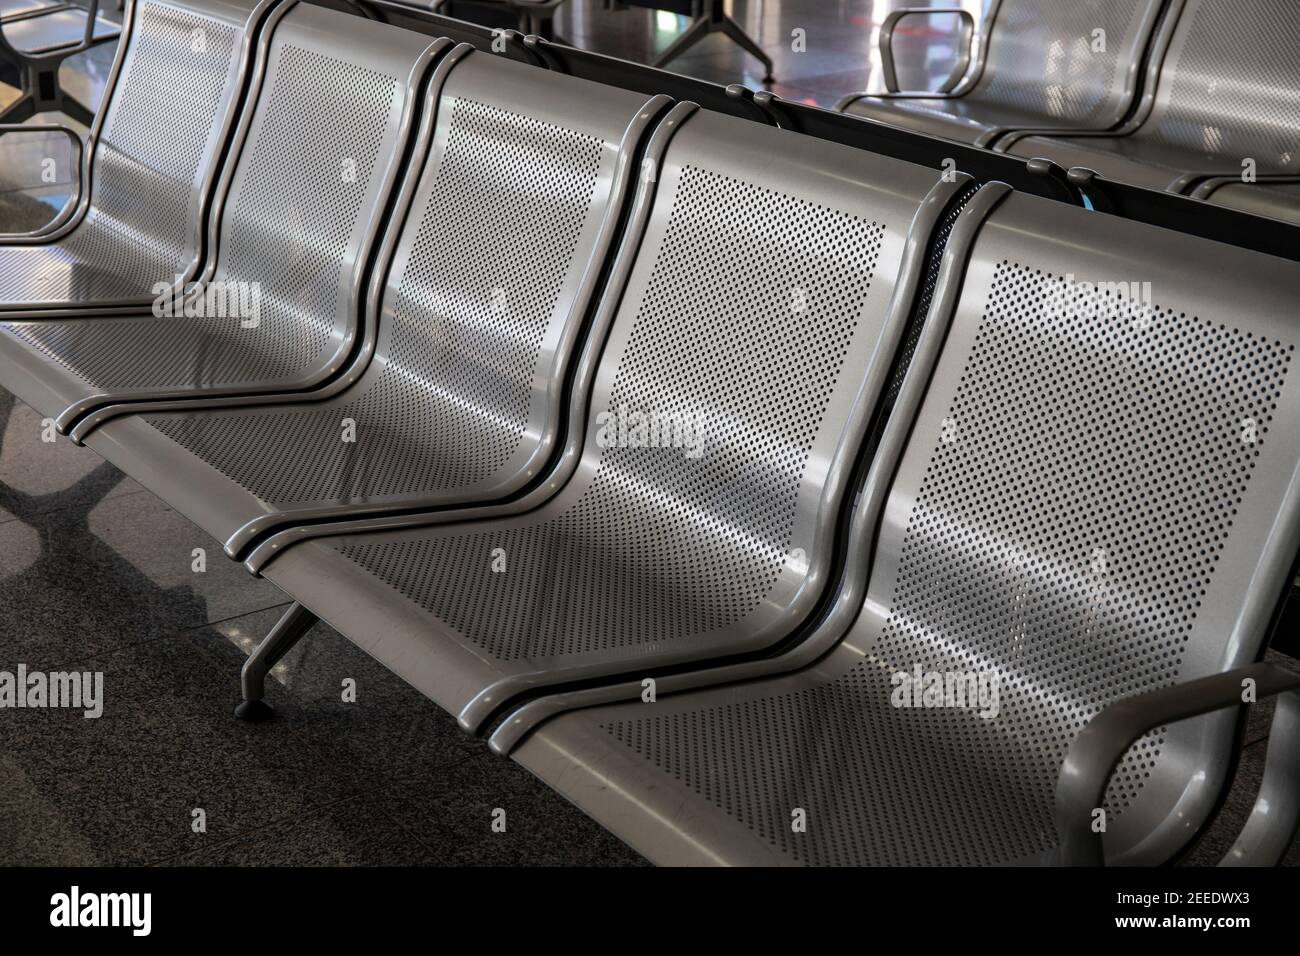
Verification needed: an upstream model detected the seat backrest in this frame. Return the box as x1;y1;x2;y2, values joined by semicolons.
967;0;1160;128
852;190;1300;864
327;48;660;502
564;110;944;656
1140;0;1300;171
202;1;436;387
78;0;266;286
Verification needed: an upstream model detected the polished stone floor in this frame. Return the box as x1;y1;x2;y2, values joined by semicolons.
0;0;1296;868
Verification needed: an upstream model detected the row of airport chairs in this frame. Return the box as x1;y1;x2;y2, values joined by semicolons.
839;0;1300;226
0;0;1299;865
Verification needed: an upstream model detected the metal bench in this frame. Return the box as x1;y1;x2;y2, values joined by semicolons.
241;104;970;728
496;186;1300;866
0;1;445;433
0;0;269;315
838;0;1164;148
73;46;668;558
0;0;1294;870
1001;0;1300;201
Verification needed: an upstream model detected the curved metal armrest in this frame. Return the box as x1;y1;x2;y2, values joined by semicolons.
1189;174;1300;202
0;0;105;59
1055;661;1300;866
78;0;102;53
995;125;1146;152
879;6;974;95
0;122;84;239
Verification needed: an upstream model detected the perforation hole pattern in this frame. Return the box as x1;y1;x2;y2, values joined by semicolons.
605;260;1292;865
209;44;397;383
1147;0;1300;170
6;45;400;392
341;165;885;664
972;0;1150;125
0;3;238;304
145;98;605;505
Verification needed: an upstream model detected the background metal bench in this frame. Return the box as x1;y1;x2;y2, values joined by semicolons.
837;0;1164;148
1;0;118;57
501;186;1300;866
0;1;443;433
1000;0;1300;213
75;46;667;558
245;104;967;730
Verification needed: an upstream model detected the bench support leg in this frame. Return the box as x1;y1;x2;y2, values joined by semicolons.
719;15;774;83
651;13;710;68
651;3;774;83
0;93;36;124
59;94;96;128
234;602;318;722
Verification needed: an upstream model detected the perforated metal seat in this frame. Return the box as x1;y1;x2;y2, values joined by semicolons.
77;48;666;556
0;0;268;314
0;1;442;432
504;189;1300;866
839;0;1163;147
252;104;964;731
1002;0;1300;195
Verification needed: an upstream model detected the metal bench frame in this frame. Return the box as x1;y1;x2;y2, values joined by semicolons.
0;120;83;239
